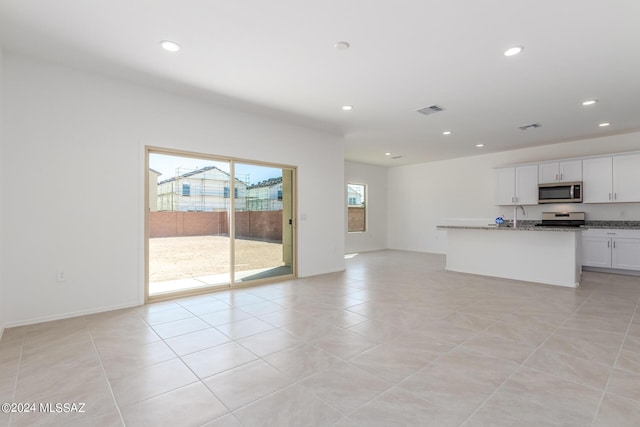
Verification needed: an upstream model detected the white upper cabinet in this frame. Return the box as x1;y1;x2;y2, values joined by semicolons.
583;153;640;203
496;168;516;205
613;153;640;202
499;151;640;206
495;165;538;205
583;157;613;203
538;160;582;184
516;165;539;205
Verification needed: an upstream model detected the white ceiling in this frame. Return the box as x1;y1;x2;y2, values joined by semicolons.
2;0;640;166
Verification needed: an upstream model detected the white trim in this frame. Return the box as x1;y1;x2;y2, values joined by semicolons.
139;142;147;305
582;266;640;276
297;266;345;278
2;301;140;329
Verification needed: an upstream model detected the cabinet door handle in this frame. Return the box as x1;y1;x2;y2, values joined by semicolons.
614;193;617;200
608;241;610;248
560;173;563;181
555;173;559;181
613;241;616;249
609;193;612;200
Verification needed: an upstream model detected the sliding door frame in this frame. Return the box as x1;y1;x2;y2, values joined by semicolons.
144;145;297;303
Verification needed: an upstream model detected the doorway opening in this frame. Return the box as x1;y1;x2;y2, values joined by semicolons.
145;147;296;301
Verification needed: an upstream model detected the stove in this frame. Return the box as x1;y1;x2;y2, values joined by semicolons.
535;212;586;227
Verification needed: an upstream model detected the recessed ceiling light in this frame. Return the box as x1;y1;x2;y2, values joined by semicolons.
160;40;181;52
504;46;524;57
442;131;452;135
582;99;598;106
598;122;610;127
385;152;391;156
476;144;485;148
342;105;353;111
335;41;350;50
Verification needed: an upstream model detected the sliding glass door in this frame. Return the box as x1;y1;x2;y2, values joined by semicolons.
233;163;295;283
146;148;296;301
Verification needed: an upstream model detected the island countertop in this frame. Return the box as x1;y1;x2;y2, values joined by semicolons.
441;226;581;288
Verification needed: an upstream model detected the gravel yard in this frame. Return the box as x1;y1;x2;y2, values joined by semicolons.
149;235;284;282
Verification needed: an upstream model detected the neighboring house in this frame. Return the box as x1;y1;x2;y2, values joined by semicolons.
347;185;364;207
156;166;247;212
246;177;283;211
148;169;161;212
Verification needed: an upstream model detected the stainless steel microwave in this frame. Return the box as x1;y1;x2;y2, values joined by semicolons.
538;182;582;204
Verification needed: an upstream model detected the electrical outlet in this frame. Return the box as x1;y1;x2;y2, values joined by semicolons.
56;270;65;282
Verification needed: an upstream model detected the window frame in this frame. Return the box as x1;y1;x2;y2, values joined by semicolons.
347;183;366;233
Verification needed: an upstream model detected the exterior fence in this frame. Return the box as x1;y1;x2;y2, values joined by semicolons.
348;207;366;232
149;211;283;242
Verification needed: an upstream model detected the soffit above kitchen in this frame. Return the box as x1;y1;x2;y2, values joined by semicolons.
1;0;639;167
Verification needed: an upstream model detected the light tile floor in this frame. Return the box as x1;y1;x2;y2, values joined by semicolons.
1;250;640;426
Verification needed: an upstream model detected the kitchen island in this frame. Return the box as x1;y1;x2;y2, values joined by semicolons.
438;225;582;288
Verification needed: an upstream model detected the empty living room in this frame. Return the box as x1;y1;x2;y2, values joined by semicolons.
2;1;640;426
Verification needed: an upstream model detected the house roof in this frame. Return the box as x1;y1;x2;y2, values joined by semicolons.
157;165;231;185
247;177;283;190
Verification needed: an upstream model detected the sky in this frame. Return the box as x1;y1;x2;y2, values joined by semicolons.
149;153;282;185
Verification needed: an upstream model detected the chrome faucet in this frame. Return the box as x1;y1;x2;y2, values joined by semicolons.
513;205;526;228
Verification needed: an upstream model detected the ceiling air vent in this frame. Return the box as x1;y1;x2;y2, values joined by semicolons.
391;155;403;159
519;123;542;131
416;104;446;116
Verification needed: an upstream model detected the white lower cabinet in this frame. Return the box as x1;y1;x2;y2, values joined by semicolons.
612;239;640;270
582;237;611;268
582;229;640;271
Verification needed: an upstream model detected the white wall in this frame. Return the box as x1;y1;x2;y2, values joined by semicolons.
1;53;345;327
388;132;640;254
345;161;388;253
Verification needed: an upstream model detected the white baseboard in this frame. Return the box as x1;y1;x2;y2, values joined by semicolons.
297;266;346;278
583;266;640;277
2;301;141;329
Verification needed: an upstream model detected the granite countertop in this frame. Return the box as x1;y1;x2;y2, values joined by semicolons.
436;225;583;232
438;220;640;232
584;221;640;230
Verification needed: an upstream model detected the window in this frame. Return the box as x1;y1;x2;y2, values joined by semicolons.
182;183;191;196
277;190;283;201
347;183;366;232
224;187;238;198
